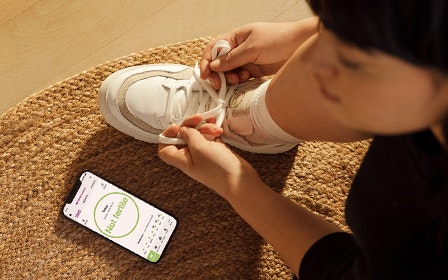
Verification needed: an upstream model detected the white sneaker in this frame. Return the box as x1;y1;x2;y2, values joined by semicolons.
98;41;297;154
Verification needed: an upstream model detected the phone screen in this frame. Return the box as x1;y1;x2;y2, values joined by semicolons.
63;171;177;263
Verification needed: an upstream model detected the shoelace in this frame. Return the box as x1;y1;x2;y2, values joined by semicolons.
158;40;236;145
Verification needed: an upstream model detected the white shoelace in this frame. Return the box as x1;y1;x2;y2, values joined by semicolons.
158;40;236;145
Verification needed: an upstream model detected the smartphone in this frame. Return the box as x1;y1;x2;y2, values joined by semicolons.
62;171;177;263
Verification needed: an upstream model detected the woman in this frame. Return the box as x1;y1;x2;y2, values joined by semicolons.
158;1;448;279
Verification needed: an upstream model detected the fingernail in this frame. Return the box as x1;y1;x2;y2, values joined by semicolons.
209;78;219;89
239;71;249;81
229;76;238;84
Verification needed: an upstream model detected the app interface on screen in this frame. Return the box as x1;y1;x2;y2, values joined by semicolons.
63;172;177;262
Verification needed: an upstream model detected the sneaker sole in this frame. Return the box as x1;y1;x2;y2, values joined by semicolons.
222;135;297;154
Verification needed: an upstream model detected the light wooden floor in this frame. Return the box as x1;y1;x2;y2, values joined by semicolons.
0;0;312;115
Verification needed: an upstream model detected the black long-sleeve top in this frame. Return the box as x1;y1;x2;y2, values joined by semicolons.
299;130;448;279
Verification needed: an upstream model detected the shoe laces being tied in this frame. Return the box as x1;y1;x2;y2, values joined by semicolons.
158;40;236;145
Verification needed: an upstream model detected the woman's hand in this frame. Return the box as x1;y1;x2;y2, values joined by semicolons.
157;115;261;199
158;115;340;277
200;17;318;89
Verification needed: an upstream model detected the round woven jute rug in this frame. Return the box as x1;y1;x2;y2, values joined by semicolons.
0;38;370;279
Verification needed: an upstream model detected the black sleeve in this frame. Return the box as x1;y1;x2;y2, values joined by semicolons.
299;232;364;280
298;132;448;279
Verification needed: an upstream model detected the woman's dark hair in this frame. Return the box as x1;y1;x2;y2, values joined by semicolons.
307;0;448;140
307;0;448;71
